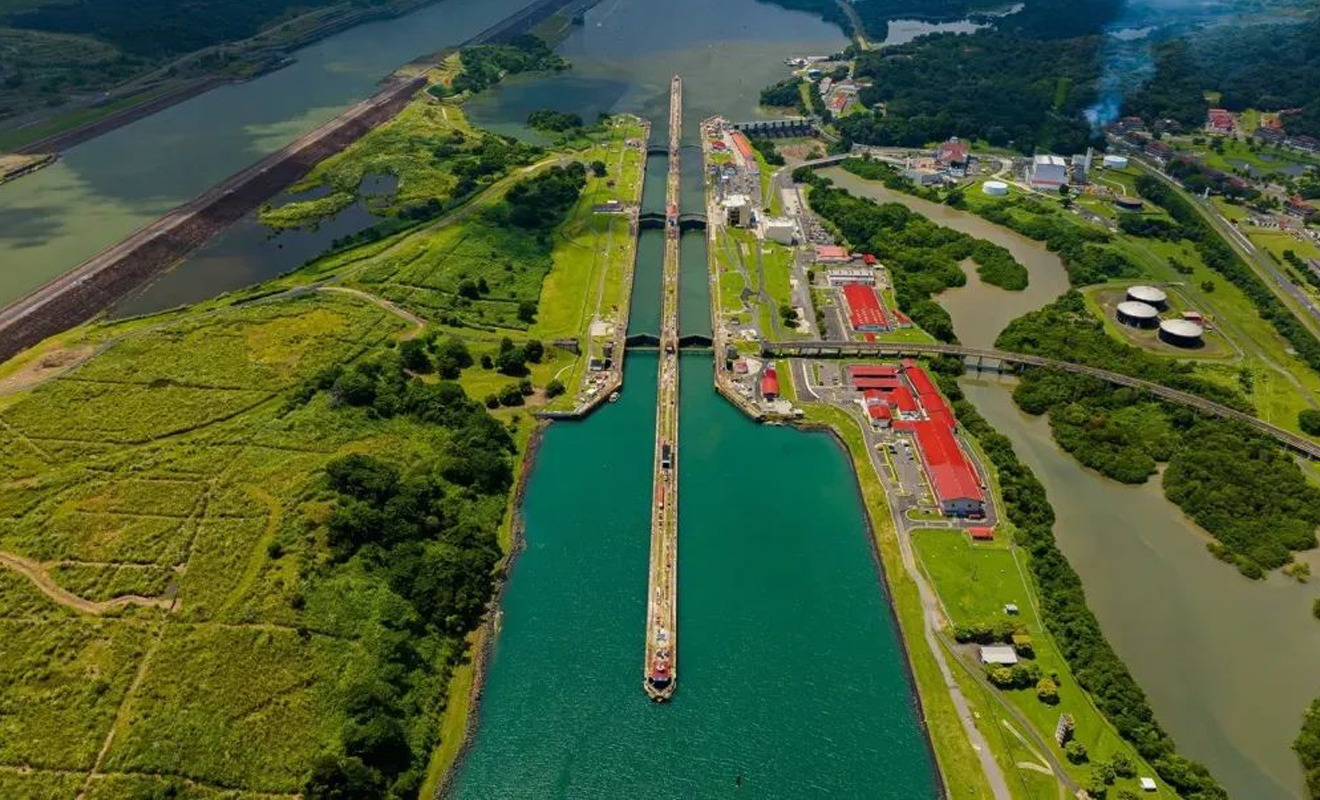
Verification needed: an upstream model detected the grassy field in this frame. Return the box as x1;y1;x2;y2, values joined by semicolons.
0;77;645;794
911;529;1177;799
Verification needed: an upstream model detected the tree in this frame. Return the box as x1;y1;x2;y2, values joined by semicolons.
1201;280;1216;292
591;160;607;177
524;339;544;363
433;337;473;379
1300;409;1320;436
1110;752;1136;778
498;383;524;406
457;279;480;299
1036;677;1059;705
518;379;534;396
546;379;565;398
484;393;500;409
1065;740;1089;764
518;299;537;323
304;753;384;800
480;354;493;369
399;339;431;373
495;346;528;376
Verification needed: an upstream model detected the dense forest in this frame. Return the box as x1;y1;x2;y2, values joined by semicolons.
759;77;806;111
799;170;1027;339
841;32;1104;155
1125;16;1320;137
5;0;349;57
997;291;1320;578
929;364;1227;800
526;108;584;133
288;348;516;798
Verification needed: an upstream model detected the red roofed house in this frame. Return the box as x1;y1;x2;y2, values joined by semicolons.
1206;108;1236;135
862;390;893;429
815;245;851;262
841;284;890;332
969;527;995;541
760;367;780;401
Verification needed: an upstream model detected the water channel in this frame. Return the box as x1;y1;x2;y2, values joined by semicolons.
452;0;936;795
0;0;535;306
817;166;1320;797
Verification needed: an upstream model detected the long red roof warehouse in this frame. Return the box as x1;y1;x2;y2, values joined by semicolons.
848;365;900;379
842;284;888;331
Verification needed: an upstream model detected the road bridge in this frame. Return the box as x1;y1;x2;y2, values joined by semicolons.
644;75;682;703
763;340;1320;460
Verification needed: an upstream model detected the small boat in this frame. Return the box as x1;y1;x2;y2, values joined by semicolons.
609;391;620;402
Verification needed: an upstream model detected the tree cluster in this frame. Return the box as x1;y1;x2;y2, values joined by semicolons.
451;35;568;96
759;77;806;112
502;162;587;228
526;108;584;133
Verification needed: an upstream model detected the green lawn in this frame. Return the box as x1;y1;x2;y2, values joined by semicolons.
912;529;1178;799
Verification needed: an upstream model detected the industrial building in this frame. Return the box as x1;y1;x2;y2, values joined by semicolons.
1116;300;1160;328
1159;319;1205;348
938;138;971;176
723;194;751;228
848;363;986;518
982;180;1008;197
730;131;759;176
761;217;797;244
841;284;891;332
1127;285;1168;310
1029;154;1069;189
826;268;877;287
760;367;780;400
1102;154;1129;170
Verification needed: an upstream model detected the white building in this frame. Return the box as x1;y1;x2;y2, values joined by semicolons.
1029;154;1069;189
723;194;751;228
761;217;797;245
979;645;1019;666
826;268;876;287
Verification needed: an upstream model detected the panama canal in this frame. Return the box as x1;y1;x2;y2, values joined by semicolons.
451;0;936;793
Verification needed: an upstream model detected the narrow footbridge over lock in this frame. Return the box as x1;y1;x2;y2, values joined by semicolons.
764;339;1320;460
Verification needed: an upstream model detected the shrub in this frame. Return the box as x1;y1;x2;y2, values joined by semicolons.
545;379;565;398
1065;740;1089;764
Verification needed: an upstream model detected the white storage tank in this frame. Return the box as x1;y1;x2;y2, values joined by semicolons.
1159;319;1205;348
1126;285;1168;311
1116;301;1160;328
1103;154;1129;169
982;180;1009;197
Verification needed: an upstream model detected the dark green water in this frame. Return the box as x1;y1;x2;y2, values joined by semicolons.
453;353;937;797
679;232;711;338
630;229;664;336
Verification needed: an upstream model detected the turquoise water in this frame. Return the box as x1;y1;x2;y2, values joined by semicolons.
629;229;664;336
679;232;711;338
453;353;937;797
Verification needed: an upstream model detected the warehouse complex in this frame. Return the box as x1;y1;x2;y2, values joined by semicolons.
849;362;986;518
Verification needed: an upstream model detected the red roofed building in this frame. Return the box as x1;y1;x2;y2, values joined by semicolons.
897;365;986;518
938;138;970;165
849;364;900;380
1206;108;1236;134
854;376;904;391
760;367;780;400
815;245;851;262
842;284;890;332
969;527;995;541
730;131;755;163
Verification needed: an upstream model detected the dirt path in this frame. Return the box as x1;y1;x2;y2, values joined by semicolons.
316;286;426;339
0;551;175;615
